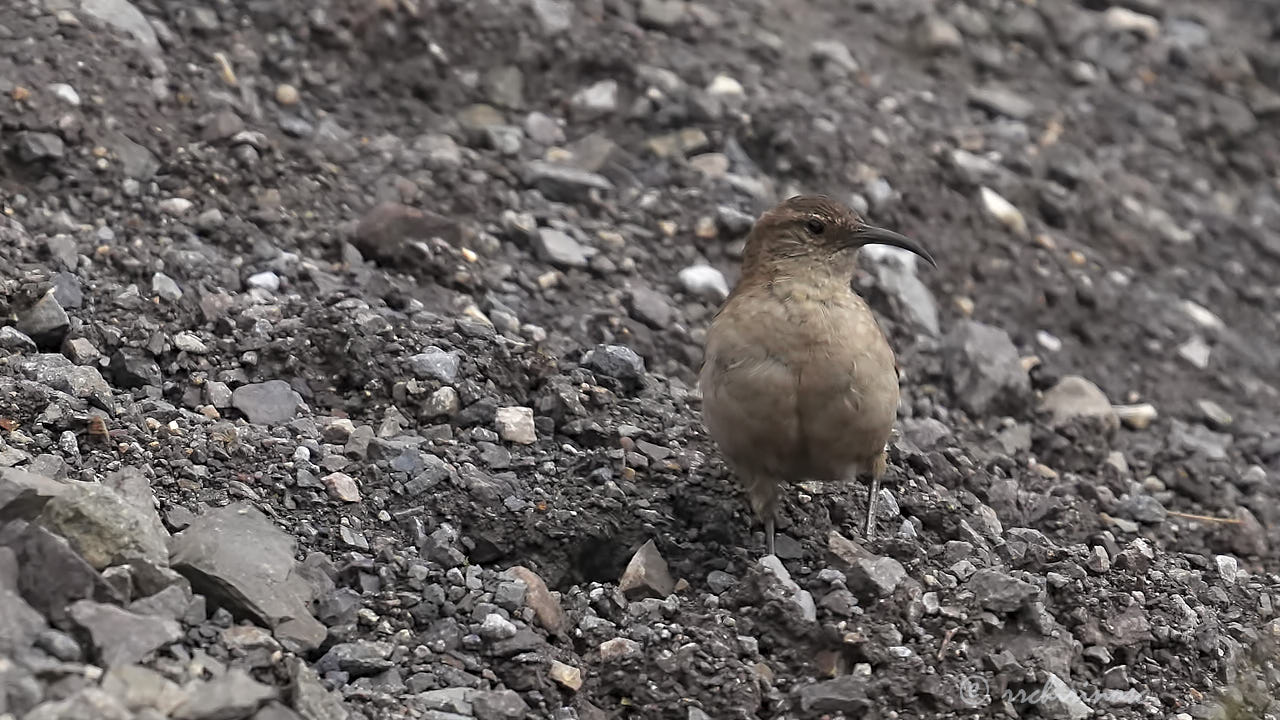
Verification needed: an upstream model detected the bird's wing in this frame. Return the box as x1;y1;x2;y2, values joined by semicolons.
698;301;801;476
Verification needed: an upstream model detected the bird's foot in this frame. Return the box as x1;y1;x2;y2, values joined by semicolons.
863;473;881;539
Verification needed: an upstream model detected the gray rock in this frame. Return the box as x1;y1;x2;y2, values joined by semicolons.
108;348;162;389
100;664;186;715
104;130;160;178
17;289;70;348
35;628;81;661
677;265;730;301
0;326;37;351
945;320;1031;417
625;286;676;329
316;641;394;677
522;160;613;202
582;344;645;383
232;380;304;425
407;347;461;383
0;582;47;653
38;469;169;570
253;703;305;720
0;467;67;523
1038;375;1118;432
7;523;122;621
810;40;860;74
618;539;675;600
531;0;571;34
169;503;325;652
128;583;193;620
17;354;113;408
570;79;618;119
637;0;687;28
151;272;183;301
759;555;816;622
797;675;870;713
846;555;907;599
471;689;529;720
23;687;133;720
1038;673;1092;720
288;657;349;720
80;0;162;53
1117;493;1167;524
15;132;65;163
872;261;939;335
68;600;182;667
173;668;277;720
968;84;1036;119
967;568;1038;613
534;228;592;269
917;15;963;53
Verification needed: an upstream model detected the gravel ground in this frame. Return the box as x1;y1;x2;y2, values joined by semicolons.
2;0;1280;719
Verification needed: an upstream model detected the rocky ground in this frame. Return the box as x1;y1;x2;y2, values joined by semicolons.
2;0;1280;718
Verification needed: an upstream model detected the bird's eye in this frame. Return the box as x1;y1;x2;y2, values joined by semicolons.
806;218;825;235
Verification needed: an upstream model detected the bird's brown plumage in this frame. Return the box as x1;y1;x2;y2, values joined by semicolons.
698;194;934;554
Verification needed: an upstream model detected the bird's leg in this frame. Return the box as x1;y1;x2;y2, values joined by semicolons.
745;474;781;557
863;449;889;538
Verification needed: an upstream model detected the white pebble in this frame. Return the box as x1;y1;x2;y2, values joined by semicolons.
706;74;744;97
1105;7;1160;39
247;271;281;292
159;198;194;216
678;264;730;301
48;83;80;106
979;186;1026;235
1036;330;1062;352
1180;300;1224;330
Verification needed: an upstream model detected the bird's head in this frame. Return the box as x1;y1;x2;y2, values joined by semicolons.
740;194;935;278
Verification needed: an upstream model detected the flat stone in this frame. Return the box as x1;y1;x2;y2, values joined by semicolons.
1039;375;1118;432
68;600;182;667
23;687;134;720
533;228;592;269
968;84;1036;119
522;160;613;202
232;380;303;425
798;675;871;713
173;668;278;720
101;664;187;715
967;568;1039;613
845;555;907;599
169;503;325;652
471;689;529;720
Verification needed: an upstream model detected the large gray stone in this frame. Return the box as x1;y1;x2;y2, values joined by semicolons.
169;503;325;652
0;468;67;523
39;469;169;570
68;600;182;667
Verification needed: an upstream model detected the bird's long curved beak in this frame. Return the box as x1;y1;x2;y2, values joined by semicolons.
852;225;936;268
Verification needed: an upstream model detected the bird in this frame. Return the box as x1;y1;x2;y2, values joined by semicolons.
697;194;936;556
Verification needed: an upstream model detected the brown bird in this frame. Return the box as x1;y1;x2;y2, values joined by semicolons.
698;195;935;555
